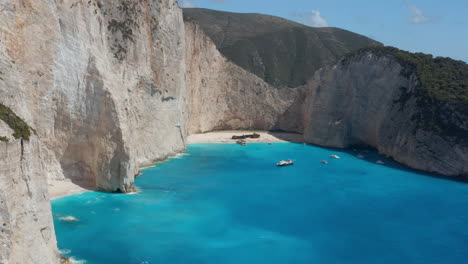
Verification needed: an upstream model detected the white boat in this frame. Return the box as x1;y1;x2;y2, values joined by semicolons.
321;160;328;164
376;160;385;164
357;154;364;159
277;160;294;166
330;154;340;159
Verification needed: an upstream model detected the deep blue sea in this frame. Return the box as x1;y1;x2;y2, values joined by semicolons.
52;143;468;264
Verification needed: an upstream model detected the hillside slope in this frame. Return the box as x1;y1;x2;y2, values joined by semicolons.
183;8;381;87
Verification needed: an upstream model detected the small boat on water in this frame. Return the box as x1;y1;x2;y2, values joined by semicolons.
330;154;340;159
236;139;247;146
277;160;294;166
357;154;364;159
376;160;385;164
321;160;328;164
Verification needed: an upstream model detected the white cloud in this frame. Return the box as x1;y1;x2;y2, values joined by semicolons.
291;10;329;27
181;0;196;8
308;10;329;27
409;5;430;24
405;1;434;24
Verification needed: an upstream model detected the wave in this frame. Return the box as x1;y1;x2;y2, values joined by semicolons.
59;249;71;255
69;257;87;264
171;152;189;159
127;188;140;195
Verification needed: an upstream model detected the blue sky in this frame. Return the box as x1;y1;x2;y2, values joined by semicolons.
180;0;468;62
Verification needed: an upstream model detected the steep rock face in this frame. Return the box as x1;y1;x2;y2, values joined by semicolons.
0;0;186;192
0;0;186;262
185;22;304;134
303;53;468;176
0;120;14;142
0;136;59;264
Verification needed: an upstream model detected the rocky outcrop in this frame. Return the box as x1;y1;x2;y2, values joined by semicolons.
302;52;468;176
0;0;186;192
0;136;59;264
185;22;305;134
1;0;186;262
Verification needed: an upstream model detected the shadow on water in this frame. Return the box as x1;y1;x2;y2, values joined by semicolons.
266;131;304;143
265;130;467;184
307;142;468;184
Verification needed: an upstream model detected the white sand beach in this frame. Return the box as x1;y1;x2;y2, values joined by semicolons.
187;130;304;144
48;180;91;200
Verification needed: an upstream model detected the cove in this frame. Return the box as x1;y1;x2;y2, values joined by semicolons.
52;143;468;264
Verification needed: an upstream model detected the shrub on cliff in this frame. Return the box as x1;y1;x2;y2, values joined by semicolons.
344;46;468;140
0;103;32;140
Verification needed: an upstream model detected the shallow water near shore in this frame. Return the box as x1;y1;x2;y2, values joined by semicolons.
52;143;468;264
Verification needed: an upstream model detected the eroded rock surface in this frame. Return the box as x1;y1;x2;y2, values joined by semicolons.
0;137;59;264
0;0;186;192
302;52;468;176
0;0;186;262
185;22;304;134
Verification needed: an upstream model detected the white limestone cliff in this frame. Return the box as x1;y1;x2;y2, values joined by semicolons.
0;0;186;262
0;136;60;264
185;22;304;134
302;52;468;176
0;0;187;192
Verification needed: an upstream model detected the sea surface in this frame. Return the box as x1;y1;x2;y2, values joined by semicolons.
52;143;468;264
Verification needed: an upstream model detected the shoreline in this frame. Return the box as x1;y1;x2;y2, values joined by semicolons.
49;131;303;200
48;180;92;200
187;131;304;144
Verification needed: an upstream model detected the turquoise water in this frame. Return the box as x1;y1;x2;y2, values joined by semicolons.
52;143;468;264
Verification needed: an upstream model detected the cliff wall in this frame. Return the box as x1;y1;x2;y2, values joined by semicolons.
0;136;59;263
303;52;467;176
185;22;304;134
0;0;187;262
0;0;187;192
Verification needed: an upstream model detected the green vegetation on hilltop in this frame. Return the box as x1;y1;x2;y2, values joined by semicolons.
0;103;32;141
346;46;468;139
183;8;381;88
